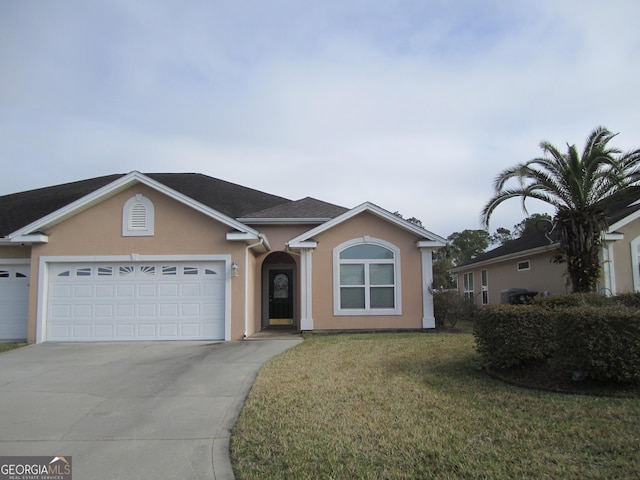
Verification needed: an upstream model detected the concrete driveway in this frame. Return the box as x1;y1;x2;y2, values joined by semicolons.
0;338;302;479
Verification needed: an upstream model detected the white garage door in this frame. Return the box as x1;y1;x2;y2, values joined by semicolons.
0;263;30;341
46;261;226;341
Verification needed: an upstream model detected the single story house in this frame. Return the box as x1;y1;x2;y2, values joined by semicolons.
0;171;445;343
450;190;640;305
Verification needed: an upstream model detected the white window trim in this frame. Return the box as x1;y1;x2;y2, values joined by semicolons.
517;260;530;271
122;194;154;236
333;237;402;316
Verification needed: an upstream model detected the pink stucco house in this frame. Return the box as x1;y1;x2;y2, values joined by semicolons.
0;172;445;342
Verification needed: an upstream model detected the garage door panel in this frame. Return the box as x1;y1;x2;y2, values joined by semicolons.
95;304;114;317
96;285;115;297
46;261;226;341
95;324;113;337
75;285;93;297
72;324;91;338
116;324;136;338
159;284;179;297
159;304;179;317
138;284;157;297
137;304;157;317
117;284;136;297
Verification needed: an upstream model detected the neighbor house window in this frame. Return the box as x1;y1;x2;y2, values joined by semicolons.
517;260;530;271
463;272;474;300
481;270;488;305
123;194;154;236
334;238;401;316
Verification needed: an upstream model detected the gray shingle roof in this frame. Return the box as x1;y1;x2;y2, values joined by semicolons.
0;173;293;237
239;197;348;221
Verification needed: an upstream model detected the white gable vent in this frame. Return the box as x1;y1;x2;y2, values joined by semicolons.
123;194;154;236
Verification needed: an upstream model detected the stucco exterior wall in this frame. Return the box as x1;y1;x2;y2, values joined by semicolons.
457;250;569;306
610;220;640;294
25;184;249;341
309;212;425;330
0;246;31;259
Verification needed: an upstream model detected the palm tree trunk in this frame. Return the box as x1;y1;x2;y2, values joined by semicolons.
556;210;606;293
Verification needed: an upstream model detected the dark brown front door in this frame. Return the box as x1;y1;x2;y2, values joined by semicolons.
268;269;294;326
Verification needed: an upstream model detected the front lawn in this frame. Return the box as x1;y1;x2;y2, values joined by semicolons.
231;332;640;479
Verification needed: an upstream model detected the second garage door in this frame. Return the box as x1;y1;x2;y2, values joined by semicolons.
46;261;226;341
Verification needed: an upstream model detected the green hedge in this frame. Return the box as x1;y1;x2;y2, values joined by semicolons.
474;299;640;382
532;293;614;309
474;305;557;369
555;307;640;382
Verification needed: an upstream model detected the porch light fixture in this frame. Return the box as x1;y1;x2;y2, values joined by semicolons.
231;261;239;277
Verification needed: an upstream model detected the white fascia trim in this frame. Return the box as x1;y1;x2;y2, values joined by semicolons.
417;240;443;248
287;240;318;249
238;218;331;225
226;232;271;252
604;232;624;241
450;243;560;273
12;233;49;244
9;171;260;239
609;209;640;232
288;202;447;247
226;232;260;241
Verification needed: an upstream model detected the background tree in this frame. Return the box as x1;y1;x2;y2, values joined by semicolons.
512;213;553;238
447;229;490;265
482;126;640;293
489;227;513;246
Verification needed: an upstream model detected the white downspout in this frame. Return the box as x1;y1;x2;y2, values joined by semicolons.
244;235;265;338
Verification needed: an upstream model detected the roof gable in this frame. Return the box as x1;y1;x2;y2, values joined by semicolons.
287;202;446;248
0;174;124;237
3;172;270;240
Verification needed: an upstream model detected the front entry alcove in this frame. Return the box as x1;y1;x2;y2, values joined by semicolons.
261;251;297;330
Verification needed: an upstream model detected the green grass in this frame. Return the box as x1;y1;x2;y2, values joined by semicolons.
231;332;640;479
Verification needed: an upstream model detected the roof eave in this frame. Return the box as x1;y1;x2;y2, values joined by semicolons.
450;242;560;273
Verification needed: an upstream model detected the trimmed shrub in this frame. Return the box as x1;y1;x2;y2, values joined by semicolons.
532;293;614;309
474;305;557;368
555;307;640;382
614;292;640;309
431;289;477;328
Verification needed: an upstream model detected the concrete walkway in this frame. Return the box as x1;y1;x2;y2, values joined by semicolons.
0;338;302;479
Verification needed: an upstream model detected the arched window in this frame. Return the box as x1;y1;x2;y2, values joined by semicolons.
333;238;401;316
122;194;154;236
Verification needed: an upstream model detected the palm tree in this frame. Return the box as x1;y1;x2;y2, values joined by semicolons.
482;126;640;293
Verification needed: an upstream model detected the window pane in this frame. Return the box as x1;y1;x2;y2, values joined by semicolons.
371;287;395;308
370;264;394;285
273;273;289;299
340;264;365;285
340;287;365;308
340;244;393;260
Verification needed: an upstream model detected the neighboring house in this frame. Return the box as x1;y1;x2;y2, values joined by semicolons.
450;190;640;305
0;171;445;342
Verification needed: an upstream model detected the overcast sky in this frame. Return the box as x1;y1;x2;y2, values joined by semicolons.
1;1;639;237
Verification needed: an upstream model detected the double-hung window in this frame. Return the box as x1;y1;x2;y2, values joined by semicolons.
463;272;474;300
334;238;401;316
481;270;488;305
